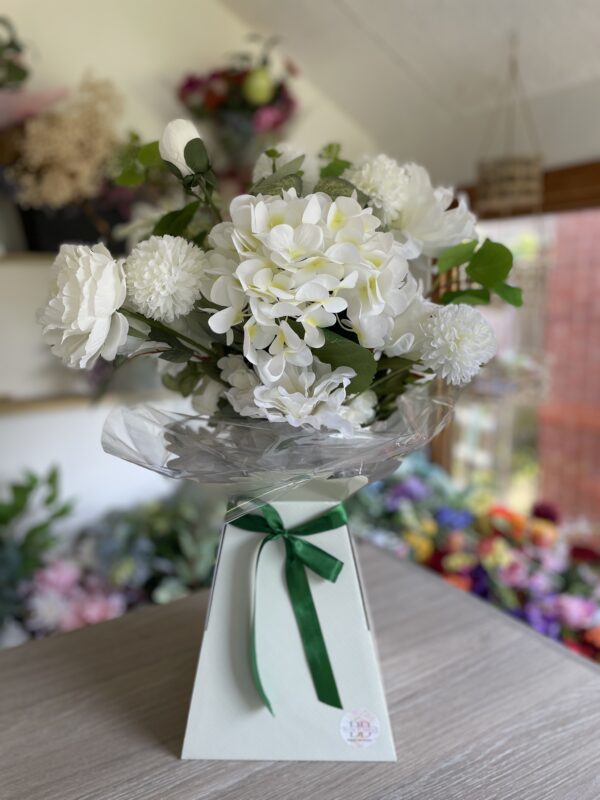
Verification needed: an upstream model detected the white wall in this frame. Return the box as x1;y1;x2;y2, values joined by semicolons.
4;0;377;157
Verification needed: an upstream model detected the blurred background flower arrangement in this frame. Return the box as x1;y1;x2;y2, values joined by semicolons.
3;459;600;663
177;35;297;190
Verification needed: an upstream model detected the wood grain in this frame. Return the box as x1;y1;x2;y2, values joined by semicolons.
1;543;599;800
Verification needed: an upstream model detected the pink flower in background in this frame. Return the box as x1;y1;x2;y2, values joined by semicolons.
498;555;529;588
33;560;81;594
528;571;555;595
58;589;126;631
556;595;596;629
253;105;286;133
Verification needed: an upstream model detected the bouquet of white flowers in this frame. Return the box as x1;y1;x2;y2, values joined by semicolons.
38;119;521;762
39;118;517;438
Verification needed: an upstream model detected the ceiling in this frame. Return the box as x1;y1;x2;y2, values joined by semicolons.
223;0;600;184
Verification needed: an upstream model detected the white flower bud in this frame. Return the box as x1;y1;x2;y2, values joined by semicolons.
158;118;202;177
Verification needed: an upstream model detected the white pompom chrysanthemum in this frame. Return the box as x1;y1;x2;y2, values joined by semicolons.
346;154;408;225
125;235;206;323
420;304;496;385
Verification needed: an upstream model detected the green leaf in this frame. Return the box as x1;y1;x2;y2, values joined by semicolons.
316;329;377;394
493;281;523;307
313;177;368;206
137;140;161;168
273;155;305;178
436;240;478;274
184;138;209;174
466;239;513;288
152;201;199;236
159;348;193;363
439;288;491;305
251;173;302;196
320;157;352;179
114;163;145;187
162;363;202;397
319;143;342;161
164;160;183;180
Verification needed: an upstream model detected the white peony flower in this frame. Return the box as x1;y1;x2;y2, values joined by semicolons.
125;235;206;323
37;243;128;369
219;354;356;433
382;290;435;358
252;143;320;193
348;156;476;257
420;304;496;385
159;118;202;177
253;359;356;434
390;163;476;258
339;390;377;427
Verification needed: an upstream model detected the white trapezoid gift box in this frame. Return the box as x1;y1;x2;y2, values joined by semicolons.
181;478;397;762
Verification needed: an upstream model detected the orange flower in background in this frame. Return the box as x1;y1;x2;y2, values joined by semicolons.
488;505;526;541
446;530;467;552
583;626;600;649
528;518;559;548
443;574;472;592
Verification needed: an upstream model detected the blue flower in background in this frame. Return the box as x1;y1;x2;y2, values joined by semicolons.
434;506;475;530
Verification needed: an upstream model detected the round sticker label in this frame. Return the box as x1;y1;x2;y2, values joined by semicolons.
340;709;380;748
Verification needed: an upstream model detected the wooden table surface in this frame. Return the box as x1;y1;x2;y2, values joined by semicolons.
2;543;600;800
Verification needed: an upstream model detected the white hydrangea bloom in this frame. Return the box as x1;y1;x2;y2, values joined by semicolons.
420;304;496;385
348;156;476;258
218;354;260;414
201;188;415;360
125;235;206;323
37;243;128;369
252;143;320;193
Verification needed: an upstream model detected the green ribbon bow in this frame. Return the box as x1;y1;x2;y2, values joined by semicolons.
234;502;347;714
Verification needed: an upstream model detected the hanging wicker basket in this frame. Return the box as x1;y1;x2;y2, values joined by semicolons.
476;155;543;216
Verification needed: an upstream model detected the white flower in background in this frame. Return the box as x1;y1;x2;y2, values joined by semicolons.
0;619;29;649
37;243;128;369
158;118;202;177
339;390;377;427
346;154;409;226
252;143;320;193
27;589;70;632
420;304;496;385
348;156;476;257
125;235;206;323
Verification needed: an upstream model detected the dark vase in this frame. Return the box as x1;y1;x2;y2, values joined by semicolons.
17;202;128;254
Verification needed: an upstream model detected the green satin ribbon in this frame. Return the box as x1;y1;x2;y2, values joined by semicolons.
234;502;347;715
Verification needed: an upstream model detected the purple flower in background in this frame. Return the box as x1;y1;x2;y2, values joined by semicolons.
556;594;596;629
470;565;490;598
384;476;429;511
435;507;475;530
524;600;561;639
